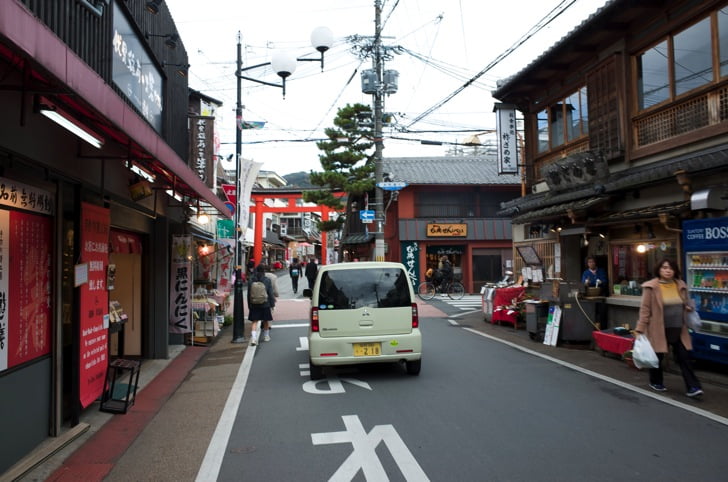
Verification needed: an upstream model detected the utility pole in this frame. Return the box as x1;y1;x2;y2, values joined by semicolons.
373;0;385;261
232;31;245;343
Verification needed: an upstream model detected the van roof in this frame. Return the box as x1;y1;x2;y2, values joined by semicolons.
318;261;407;272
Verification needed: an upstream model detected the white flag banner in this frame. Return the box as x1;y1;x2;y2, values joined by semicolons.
238;160;262;233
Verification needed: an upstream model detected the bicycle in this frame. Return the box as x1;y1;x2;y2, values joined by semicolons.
417;279;465;301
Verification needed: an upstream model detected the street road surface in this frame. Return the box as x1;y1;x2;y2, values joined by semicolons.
199;287;728;481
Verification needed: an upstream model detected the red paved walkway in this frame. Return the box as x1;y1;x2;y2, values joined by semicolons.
47;346;208;481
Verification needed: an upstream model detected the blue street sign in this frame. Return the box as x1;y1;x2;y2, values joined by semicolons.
359;209;375;223
377;181;408;191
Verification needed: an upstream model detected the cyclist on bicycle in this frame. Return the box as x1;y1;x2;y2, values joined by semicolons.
437;255;453;287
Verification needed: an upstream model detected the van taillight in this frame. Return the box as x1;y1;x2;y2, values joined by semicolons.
311;306;320;332
411;303;419;328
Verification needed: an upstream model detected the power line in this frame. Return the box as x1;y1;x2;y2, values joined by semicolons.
405;0;578;128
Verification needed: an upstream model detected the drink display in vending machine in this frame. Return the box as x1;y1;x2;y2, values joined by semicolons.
682;218;728;364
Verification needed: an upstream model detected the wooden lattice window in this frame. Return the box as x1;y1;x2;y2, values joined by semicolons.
587;56;623;159
635;94;710;146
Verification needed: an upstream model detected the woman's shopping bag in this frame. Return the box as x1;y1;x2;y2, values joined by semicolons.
685;310;702;331
632;334;659;369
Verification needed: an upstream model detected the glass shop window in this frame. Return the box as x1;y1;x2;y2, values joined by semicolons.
610;241;678;295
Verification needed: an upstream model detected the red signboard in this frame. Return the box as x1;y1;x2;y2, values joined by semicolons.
221;183;237;205
79;203;110;408
0;209;52;372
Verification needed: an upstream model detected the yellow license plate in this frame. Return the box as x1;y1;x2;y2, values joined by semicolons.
353;342;381;356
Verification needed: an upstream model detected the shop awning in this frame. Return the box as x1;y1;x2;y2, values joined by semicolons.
263;231;286;247
588;200;689;226
340;233;373;245
511;196;609;224
0;1;231;218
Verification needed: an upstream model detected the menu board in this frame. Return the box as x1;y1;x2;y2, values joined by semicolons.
0;209;52;372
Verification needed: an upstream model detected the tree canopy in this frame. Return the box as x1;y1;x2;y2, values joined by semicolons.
304;103;376;231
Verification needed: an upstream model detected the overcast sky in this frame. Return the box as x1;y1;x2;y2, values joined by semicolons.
166;0;608;176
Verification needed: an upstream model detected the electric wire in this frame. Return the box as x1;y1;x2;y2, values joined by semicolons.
406;0;578;128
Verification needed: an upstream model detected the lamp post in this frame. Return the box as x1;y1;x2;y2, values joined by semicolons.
231;28;333;344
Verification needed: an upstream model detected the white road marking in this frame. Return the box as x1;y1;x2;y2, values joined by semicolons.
302;375;372;394
195;344;257;482
311;415;429;482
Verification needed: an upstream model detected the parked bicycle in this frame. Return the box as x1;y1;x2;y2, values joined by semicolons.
417;279;465;300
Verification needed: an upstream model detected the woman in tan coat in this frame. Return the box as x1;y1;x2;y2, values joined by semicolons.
635;258;703;397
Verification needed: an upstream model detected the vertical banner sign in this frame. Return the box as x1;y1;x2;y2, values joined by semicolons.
189;116;215;189
495;103;519;175
169;235;193;334
216;248;234;294
0;210;52;372
401;241;420;290
239;160;263;236
79;203;110;408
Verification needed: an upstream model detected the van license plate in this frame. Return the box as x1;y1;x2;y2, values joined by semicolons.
353;342;381;356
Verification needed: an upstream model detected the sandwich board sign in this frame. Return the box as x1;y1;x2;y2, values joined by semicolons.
543;305;562;347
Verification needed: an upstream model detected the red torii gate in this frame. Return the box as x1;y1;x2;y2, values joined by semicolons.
249;190;346;266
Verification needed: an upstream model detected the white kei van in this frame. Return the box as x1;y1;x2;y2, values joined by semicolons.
303;261;422;380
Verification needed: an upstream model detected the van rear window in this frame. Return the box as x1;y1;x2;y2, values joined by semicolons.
318;268;411;309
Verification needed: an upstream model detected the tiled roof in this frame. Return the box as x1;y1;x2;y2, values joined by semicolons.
382;156;521;186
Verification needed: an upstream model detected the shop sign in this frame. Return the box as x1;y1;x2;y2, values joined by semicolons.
401;241;420;288
0;176;53;215
0;209;52;373
426;223;467;237
111;3;163;131
189;116;215;189
494;103;519;175
79;203;110;408
169;235;192;334
217;219;235;238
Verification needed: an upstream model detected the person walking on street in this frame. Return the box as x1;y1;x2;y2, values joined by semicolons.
247;264;275;346
262;265;279;342
635;258;703;398
289;257;302;294
305;257;318;290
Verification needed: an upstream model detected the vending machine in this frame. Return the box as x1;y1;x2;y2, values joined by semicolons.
682;217;728;364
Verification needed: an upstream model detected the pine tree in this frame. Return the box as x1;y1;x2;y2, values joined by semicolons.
304;103;376;232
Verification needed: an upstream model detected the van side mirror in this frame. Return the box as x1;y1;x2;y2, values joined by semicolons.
303;288;313;298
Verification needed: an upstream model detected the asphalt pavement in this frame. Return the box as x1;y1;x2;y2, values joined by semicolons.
13;270;728;481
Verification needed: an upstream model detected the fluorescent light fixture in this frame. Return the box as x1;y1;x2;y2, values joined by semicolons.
130;164;155;182
37;97;104;149
165;190;183;202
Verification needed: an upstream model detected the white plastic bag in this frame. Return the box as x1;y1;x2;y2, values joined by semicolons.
685;310;702;331
633;334;659;369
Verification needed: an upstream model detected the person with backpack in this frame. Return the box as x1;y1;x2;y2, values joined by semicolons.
289;257;302;294
247;264;275;346
305;257;318;290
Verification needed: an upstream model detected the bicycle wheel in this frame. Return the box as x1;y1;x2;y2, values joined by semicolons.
447;281;465;300
417;281;436;300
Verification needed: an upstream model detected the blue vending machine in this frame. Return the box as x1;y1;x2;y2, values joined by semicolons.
682;217;728;364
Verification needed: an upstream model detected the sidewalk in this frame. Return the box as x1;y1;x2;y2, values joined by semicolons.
12;284;728;480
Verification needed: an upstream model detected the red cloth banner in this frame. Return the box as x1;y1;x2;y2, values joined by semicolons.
79;203;110;408
0;209;52;372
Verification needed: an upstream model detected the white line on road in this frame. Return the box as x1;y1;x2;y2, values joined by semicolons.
195;344;257;482
462;327;728;428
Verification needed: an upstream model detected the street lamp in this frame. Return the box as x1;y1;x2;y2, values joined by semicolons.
231;28;333;344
